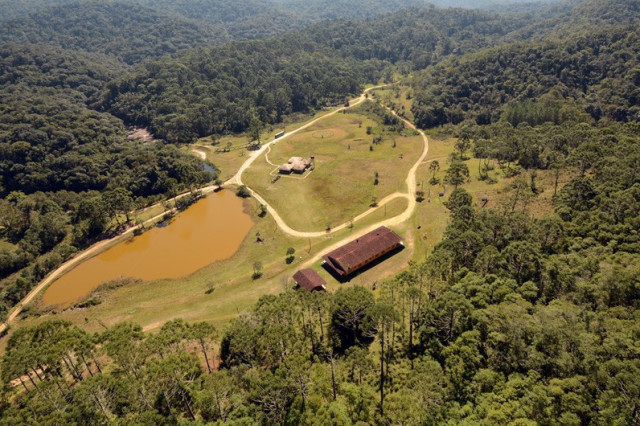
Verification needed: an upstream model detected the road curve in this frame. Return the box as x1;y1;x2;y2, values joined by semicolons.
232;87;430;240
0;207;179;334
0;85;428;334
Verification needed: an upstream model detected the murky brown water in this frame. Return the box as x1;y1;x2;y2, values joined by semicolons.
42;190;253;307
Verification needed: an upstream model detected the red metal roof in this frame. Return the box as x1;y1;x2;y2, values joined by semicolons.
323;226;402;277
293;269;327;292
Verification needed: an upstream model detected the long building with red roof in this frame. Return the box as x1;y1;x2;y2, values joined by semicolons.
322;226;403;278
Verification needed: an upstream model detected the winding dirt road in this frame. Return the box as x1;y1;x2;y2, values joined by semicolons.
0;85;428;334
230;87;429;241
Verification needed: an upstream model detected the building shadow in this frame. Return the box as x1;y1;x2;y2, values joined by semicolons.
321;244;405;284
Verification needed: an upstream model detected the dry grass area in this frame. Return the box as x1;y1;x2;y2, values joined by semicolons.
0;240;16;251
371;86;415;122
18;196;409;334
5;86;569;344
243;112;423;231
410;132;564;259
188;110;332;181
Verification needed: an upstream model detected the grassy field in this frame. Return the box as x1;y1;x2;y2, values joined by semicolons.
0;240;16;251
3;85;567;348
243;111;424;231
187;110;334;181
410;131;563;259
371;86;415;122
16;195;410;335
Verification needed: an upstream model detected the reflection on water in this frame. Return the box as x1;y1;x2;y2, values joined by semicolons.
203;162;216;176
42;190;253;307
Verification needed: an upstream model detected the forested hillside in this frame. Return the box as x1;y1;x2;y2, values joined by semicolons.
102;0;640;141
100;40;381;143
3;114;639;424
0;0;433;40
0;42;210;320
411;27;640;128
410;0;640;128
0;2;226;65
101;6;539;142
2;0;640;423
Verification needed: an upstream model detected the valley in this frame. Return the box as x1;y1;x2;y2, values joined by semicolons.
1;0;639;424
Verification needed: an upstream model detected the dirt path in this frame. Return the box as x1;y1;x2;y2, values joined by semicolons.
232;88;429;241
0;85;425;335
299;112;429;267
0;206;181;334
192;148;207;160
0;184;228;334
226;85;387;186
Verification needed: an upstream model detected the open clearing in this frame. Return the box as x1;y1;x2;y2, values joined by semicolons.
4;84;566;343
18;196;409;334
187;110;331;181
243;111;423;231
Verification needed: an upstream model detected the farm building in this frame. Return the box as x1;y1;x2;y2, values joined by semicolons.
293;269;327;292
322;226;403;278
279;156;311;174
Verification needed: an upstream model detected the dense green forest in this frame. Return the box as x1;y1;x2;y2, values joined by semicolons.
0;42;211;320
0;3;226;65
411;27;640;128
2;0;640;422
4;113;640;423
101;6;542;142
410;0;640;128
3;116;640;422
0;0;434;40
101;41;382;142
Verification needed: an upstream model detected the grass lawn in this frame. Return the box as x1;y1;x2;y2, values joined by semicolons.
3;86;569;350
243;111;424;231
411;132;562;259
371;86;415;122
16;195;410;335
0;240;16;251
187;110;335;181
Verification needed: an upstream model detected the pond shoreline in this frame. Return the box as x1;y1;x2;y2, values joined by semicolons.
40;190;253;309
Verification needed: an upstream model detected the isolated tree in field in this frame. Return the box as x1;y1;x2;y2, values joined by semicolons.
444;162;470;188
236;185;250;198
429;160;440;185
286;247;295;264
455;132;472;159
252;261;263;279
214;178;223;191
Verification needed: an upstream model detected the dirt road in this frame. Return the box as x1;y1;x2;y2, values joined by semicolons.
0;85;427;334
231;89;429;241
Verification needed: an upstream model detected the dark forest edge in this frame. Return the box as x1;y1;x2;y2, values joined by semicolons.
3;137;639;422
1;0;640;422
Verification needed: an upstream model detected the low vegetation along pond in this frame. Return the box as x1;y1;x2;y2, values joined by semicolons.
41;190;253;308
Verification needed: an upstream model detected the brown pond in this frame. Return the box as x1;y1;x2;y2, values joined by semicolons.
42;190;253;307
